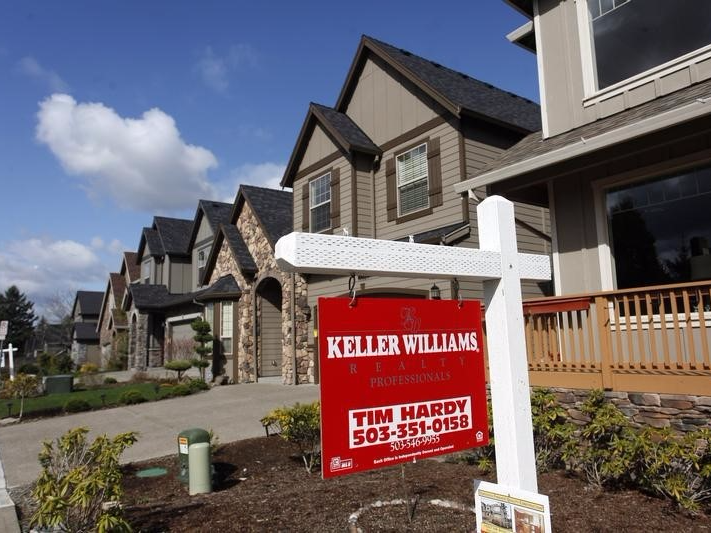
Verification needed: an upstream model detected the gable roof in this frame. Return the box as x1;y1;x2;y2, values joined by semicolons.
455;76;711;192
200;223;258;286
231;185;293;247
73;322;100;342
281;103;380;187
138;227;164;258
337;36;541;134
122;251;141;283
187;199;233;251
72;290;104;319
97;272;126;331
153;216;193;256
195;274;242;302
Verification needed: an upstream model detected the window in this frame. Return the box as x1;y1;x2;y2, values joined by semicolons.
197;247;208;286
586;0;711;90
309;173;331;233
204;303;214;351
141;260;151;284
606;167;711;289
221;301;233;355
396;143;429;216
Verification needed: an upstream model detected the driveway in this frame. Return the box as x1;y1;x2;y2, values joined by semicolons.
0;383;319;488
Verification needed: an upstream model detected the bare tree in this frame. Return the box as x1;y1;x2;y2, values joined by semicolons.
42;290;76;350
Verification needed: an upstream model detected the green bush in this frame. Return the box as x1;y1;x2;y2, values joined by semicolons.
31;427;137;532
531;388;574;471
103;377;117;385
64;398;92;413
164;359;192;381
163;384;191;398
119;390;146;405
261;401;321;473
187;379;209;392
38;352;74;376
19;363;40;375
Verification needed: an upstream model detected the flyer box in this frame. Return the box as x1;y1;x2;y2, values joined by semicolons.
474;480;552;533
318;297;488;478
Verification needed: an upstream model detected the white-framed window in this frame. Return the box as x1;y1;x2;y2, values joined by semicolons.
309;173;331;233
582;0;711;92
197;247;209;286
141;260;151;284
221;301;233;355
396;143;429;216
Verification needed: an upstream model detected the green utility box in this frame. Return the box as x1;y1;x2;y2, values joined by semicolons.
44;375;74;394
177;428;210;484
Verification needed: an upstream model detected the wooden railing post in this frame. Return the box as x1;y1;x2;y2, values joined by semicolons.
595;296;613;390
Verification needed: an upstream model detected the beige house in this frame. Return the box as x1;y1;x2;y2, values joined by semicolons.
202;185;310;384
281;36;551;379
70;290;103;367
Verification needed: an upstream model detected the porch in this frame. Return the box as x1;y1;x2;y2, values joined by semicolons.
509;280;711;395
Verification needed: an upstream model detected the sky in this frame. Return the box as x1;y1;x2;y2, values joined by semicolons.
0;0;538;316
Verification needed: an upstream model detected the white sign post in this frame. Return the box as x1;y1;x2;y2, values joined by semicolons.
275;195;549;493
1;343;18;381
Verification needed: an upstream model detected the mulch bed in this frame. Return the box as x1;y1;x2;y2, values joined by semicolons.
13;436;711;532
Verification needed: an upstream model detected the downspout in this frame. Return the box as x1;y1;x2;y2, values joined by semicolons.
291;272;298;385
252;286;258;383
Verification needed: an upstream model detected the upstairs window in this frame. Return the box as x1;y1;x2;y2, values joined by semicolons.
587;0;711;90
197;248;208;286
396;143;429;216
141;260;150;284
309;173;331;233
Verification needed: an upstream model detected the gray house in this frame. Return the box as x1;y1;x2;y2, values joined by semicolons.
70;290;103;367
281;35;552;379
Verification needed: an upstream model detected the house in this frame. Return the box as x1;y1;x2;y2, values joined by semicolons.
281;35;552;378
201;184;309;384
453;1;711;398
123;202;232;370
96;272;128;368
70;290;103;367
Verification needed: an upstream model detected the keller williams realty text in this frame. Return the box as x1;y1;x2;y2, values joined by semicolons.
326;331;480;358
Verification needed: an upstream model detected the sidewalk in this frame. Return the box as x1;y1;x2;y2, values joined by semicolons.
0;382;319;489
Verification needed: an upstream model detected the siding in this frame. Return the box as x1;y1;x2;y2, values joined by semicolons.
298;124;339;172
169;257;192;294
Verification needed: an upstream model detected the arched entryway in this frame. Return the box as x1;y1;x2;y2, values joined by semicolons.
256;277;283;378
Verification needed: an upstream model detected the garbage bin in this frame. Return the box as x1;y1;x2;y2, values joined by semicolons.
44;375;74;394
177;428;210;484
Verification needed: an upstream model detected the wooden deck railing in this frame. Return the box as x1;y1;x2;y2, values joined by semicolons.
518;281;711;395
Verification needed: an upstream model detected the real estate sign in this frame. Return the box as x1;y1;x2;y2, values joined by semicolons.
318;297;488;478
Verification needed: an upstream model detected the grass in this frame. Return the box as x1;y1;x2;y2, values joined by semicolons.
2;381;198;419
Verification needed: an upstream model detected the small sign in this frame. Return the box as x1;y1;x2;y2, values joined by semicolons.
178;436;189;454
318;297;488;478
474;481;552;533
0;320;7;341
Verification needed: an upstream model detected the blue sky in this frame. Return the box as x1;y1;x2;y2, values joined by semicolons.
0;0;537;315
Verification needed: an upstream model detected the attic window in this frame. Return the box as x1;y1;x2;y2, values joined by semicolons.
309;173;331;233
396;143;429;216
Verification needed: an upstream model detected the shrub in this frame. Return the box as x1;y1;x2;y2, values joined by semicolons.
163;384;191;398
119;390;146;405
164;359;192;381
4;373;41;420
530;388;575;471
79;363;99;374
31;427;137;532
103;377;118;385
191;358;210;381
187;378;209;392
19;363;40;375
38;352;74;376
261;401;321;473
191;319;213;380
563;389;638;488
64;398;92;413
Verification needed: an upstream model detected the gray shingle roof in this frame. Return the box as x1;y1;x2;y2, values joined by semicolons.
142;228;164;257
75;291;103;317
73;322;99;342
123;251;141;282
311;103;380;154
241;185;293;245
154;216;193;255
395;222;470;244
195;274;242;301
222;224;257;274
474;77;711;178
363;36;541;133
128;284;203;311
199;200;233;232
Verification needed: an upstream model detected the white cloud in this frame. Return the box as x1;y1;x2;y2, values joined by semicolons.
222;162;285;201
90;236;104;249
36;94;218;212
194;44;258;93
108;239;127;255
0;237;108;315
18;56;69;92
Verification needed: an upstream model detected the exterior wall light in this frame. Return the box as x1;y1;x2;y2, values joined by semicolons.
430;283;441;300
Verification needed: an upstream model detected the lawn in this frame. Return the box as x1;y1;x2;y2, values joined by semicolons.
2;380;199;419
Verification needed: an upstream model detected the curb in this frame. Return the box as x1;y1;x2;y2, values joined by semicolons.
0;445;22;533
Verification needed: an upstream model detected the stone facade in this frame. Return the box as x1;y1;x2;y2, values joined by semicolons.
550;387;711;433
208;201;311;384
127;313;149;370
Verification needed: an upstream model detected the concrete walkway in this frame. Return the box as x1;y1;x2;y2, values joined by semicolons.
0;382;319;489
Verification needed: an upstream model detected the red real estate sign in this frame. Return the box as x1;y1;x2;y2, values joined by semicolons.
318;297;489;478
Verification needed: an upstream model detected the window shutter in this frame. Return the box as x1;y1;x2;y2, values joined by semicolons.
330;168;341;228
427;137;442;207
301;183;310;231
385;157;397;221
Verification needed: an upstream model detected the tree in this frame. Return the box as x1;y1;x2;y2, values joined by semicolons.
0;285;37;353
42;289;75;350
191;319;213;381
5;373;40;421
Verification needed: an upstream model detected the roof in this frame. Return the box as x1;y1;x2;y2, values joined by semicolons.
97;273;126;330
187;199;233;250
222;225;257;274
468;77;711;182
195;274;242;301
337;36;541;133
72;291;103;318
141;227;164;257
281;103;380;187
395;222;470;245
153;216;194;255
232;185;293;247
122;251;141;282
503;0;533;18
127;284;203;312
73;322;99;342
